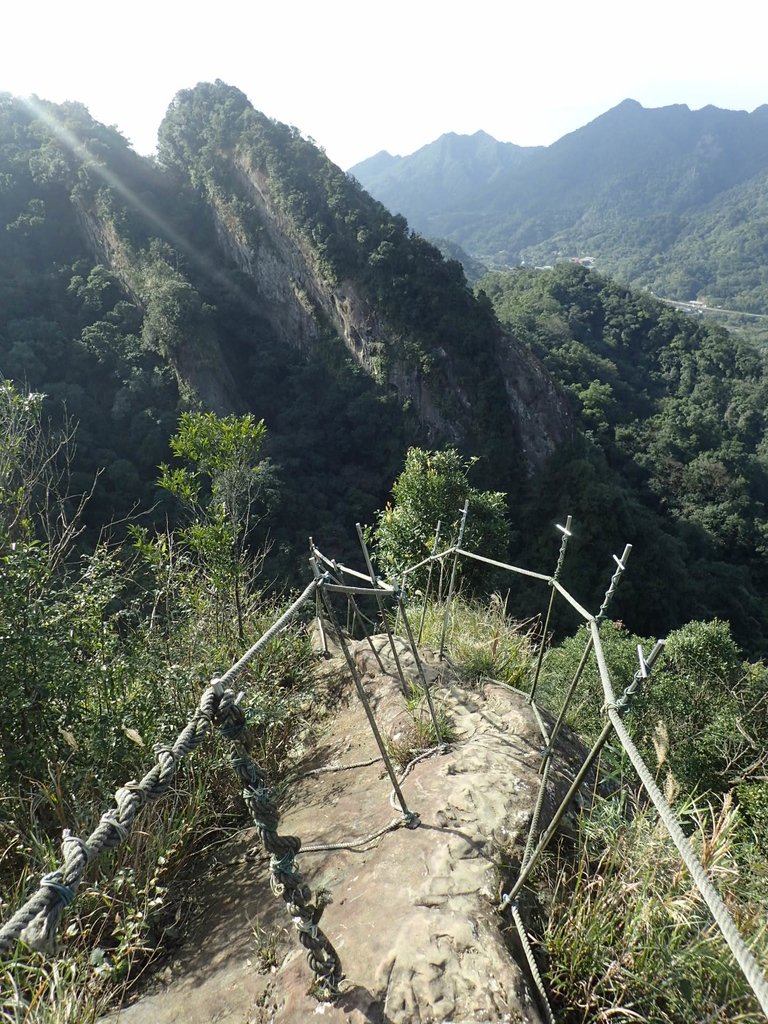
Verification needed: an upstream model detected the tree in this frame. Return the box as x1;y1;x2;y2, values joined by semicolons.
158;411;276;640
372;447;509;591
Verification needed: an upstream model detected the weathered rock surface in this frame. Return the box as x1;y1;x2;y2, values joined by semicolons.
105;633;583;1024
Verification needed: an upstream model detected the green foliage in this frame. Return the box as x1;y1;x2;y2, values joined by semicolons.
539;618;768;808
632;620;768;800
539;792;767;1023
158;411;274;640
372;447;509;590
352;103;768;318
0;384;326;1017
483;264;768;653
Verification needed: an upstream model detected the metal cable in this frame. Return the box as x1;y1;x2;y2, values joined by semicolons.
510;903;557;1024
301;818;403;853
298;756;384;779
607;707;768;1016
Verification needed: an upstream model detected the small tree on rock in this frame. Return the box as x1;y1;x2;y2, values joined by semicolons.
373;447;509;592
158;411;276;640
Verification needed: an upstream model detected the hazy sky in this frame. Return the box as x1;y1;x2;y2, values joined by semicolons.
3;0;766;169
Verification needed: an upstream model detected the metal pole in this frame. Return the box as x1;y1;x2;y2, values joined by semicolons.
417;520;442;645
328;552;387;674
529;517;572;703
500;719;614;910
439;500;469;660
316;587;329;656
355;523;410;694
396;588;443;742
596;544;632;623
501;636;662;911
541;634;594;768
312;561;416;824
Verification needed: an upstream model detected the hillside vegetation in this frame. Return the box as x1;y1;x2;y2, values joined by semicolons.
351;100;768;314
0;87;572;580
482;264;768;653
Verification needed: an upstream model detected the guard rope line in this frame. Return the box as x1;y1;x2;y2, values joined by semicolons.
3;523;766;1016
427;523;767;1017
0;683;222;957
298;756;384;778
510;902;556;1024
300;817;404;854
607;703;768;1015
217;689;342;995
216;578;319;689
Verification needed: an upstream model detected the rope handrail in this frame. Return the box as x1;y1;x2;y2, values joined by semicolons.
454;548;552;582
435;529;768;1017
551;579;594;622
0;578;336;991
586;618;768;1015
217;578;319;689
3;523;767;1018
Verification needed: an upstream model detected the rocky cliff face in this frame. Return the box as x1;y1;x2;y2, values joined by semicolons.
47;81;573;495
73;196;242;417
185;130;573;474
209;159;467;450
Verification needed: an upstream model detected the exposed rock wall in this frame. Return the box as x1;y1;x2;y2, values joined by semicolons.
205;155;572;471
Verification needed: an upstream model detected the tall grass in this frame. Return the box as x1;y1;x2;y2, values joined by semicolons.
0;540;325;1022
537;792;768;1023
413;591;537;687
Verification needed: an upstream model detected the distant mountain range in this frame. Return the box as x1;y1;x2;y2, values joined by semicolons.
350;100;768;312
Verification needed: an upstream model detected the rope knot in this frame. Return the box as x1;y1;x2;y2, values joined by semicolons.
39;871;76;908
62;830;91;865
154;743;177;765
100;809;130;844
120;780;148;806
270;850;296;875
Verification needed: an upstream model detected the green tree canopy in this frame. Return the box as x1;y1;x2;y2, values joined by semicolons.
373;447;509;591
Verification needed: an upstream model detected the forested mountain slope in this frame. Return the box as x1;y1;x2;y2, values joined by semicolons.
3;85;768;650
351;100;768;312
0;87;570;567
481;264;768;652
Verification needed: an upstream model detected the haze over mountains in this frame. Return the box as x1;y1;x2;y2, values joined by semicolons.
350;99;768;312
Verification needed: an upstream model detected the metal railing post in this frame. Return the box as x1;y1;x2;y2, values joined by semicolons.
417;520;442;645
439;500;469;660
529;516;572;702
355;523;409;693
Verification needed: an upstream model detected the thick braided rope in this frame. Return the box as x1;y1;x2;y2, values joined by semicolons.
215;690;342;997
216;579;318;689
0;686;220;956
606;707;768;1016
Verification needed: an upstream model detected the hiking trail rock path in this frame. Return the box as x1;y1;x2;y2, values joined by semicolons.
104;630;583;1024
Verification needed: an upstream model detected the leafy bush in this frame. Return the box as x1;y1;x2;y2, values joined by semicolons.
373;447;509;591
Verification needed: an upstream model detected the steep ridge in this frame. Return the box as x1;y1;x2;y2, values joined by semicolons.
156;82;572;478
102;631;586;1024
0;90;571;566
